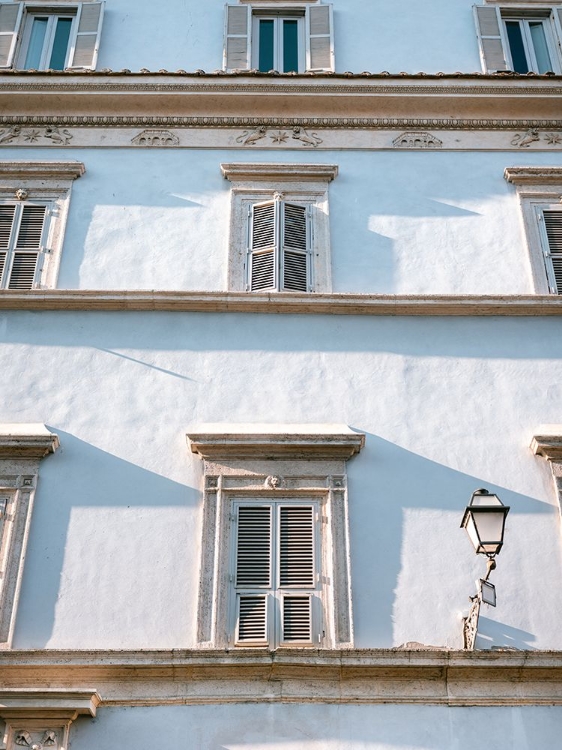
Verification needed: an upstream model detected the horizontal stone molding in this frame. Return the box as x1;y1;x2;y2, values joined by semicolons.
531;427;562;461
0;291;561;316
0;162;85;181
1;650;562;706
187;425;365;460
221;163;338;182
0;689;101;720
0;426;59;459
505;167;562;185
1;75;561;127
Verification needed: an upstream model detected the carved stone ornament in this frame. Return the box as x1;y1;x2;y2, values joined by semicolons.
15;189;29;201
544;132;562;145
511;129;541;147
0;126;72;146
264;475;284;489
14;730;58;750
392;131;443;149
235;125;323;147
131;129;180;146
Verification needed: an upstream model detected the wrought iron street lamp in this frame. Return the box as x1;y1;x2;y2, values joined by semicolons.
460;489;510;649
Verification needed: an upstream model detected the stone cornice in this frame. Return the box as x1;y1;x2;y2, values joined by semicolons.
505;167;562;185
187;425;365;460
0;425;59;459
1;74;560;124
531;426;562;461
1;649;562;706
0;161;85;181
0;291;561;316
221;163;338;182
0;689;101;720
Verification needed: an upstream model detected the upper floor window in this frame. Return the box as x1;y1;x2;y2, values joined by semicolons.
220;162;338;294
224;2;334;73
0;161;85;290
474;4;562;73
0;1;104;70
504;167;562;294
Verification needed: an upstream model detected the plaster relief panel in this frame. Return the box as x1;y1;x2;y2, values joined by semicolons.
131;129;180;146
0;127;72;146
12;729;60;750
235;125;323;147
392;131;443;149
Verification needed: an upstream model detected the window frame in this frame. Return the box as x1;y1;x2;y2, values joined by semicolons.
504;167;562;295
0;424;59;650
0;1;104;71
221;163;337;294
187;425;365;650
230;498;321;647
474;4;562;73
0;161;85;291
251;10;306;72
223;2;334;73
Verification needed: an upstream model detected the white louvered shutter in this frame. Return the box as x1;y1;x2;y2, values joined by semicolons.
224;4;251;71
279;505;314;643
305;4;334;72
281;203;309;292
68;2;104;70
8;205;47;289
249;200;277;291
553;8;562;56
0;2;23;69
473;5;508;72
0;204;16;286
542;210;562;294
235;505;272;644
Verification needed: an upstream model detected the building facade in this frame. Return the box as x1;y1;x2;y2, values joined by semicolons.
0;0;562;747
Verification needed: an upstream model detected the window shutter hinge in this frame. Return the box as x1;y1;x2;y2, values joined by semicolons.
229;512;237;522
229;574;234;582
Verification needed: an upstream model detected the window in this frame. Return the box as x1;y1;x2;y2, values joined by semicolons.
0;424;59;649
224;2;334;72
0;161;85;290
232;501;320;646
504;167;562;294
188;424;365;649
0;2;104;70
474;5;562;73
221;163;338;293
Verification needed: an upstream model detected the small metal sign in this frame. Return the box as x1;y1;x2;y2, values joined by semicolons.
480;579;497;607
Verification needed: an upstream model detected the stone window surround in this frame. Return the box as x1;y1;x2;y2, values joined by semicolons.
531;425;562;511
0;689;100;750
504;167;562;295
187;424;364;649
221;163;338;293
0;162;85;290
0;424;59;650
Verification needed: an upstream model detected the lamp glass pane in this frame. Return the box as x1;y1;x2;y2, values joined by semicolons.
464;514;481;552
470;493;501;507
471;509;504;548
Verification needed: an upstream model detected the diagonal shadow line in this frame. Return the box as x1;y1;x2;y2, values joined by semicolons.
97;347;197;381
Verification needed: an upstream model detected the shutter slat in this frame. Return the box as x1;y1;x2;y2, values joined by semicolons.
8;253;38;289
0;2;23;68
237;594;267;642
283;251;308;292
224;4;250;70
68;1;104;70
0;205;15;248
251;250;275;291
236;506;272;587
279;506;314;587
282;595;312;642
474;5;508;72
0;251;6;284
306;4;334;71
16;205;46;249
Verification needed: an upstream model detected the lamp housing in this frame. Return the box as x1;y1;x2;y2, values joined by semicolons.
461;488;510;557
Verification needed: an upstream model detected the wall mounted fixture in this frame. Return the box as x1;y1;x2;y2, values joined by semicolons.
460;488;510;650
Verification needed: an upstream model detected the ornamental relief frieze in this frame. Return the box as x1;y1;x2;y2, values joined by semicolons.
0;118;561;150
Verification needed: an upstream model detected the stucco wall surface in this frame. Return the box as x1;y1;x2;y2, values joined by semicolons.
1;311;561;650
70;704;562;750
32;148;562;295
95;0;484;73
